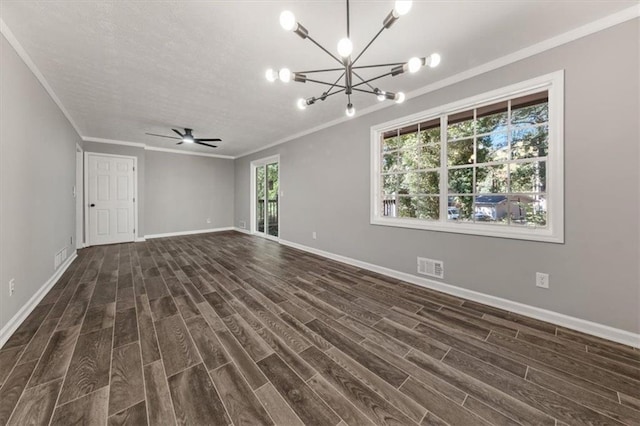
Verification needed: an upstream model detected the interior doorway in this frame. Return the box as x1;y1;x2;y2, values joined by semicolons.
250;155;279;240
85;152;138;246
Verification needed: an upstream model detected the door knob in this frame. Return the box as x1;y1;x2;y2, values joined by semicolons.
90;203;96;207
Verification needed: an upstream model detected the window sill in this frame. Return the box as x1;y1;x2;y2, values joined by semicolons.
370;217;564;243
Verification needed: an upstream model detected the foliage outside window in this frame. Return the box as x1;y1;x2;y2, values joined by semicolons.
371;72;564;243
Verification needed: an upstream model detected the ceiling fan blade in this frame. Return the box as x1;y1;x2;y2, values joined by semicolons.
145;132;180;140
194;141;218;148
172;128;184;137
196;138;222;142
176;141;184;145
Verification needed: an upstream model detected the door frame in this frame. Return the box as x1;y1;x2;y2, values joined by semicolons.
250;154;280;241
84;152;139;247
75;144;84;248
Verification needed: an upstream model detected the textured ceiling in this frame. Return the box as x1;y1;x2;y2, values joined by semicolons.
0;0;636;157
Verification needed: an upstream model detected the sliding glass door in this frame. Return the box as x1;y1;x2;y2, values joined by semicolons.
253;158;279;238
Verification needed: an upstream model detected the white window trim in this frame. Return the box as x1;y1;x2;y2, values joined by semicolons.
370;70;564;243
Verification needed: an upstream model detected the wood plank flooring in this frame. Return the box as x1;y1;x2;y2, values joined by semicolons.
1;231;639;425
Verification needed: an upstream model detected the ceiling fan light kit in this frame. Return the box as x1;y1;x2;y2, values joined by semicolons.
145;128;222;148
265;0;440;118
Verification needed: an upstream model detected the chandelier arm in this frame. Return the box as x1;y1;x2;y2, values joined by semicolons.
352;62;405;70
306;35;344;66
326;72;347;93
352;87;380;96
352;71;375;91
296;67;346;74
306;77;347;89
351;70;396;88
314;88;347;101
351;26;386;66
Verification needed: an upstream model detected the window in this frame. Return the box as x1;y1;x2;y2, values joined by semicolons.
371;71;564;243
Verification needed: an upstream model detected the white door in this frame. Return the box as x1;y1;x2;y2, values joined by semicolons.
87;153;136;246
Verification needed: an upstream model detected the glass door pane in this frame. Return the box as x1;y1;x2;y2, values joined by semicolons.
256;165;265;233
266;162;279;237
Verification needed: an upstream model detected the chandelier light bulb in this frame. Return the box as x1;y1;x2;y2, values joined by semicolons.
278;68;292;83
394;0;412;16
377;90;386;102
297;98;307;110
279;11;297;31
337;37;353;58
395;92;406;104
427;53;441;68
265;68;277;82
345;103;356;117
407;57;422;73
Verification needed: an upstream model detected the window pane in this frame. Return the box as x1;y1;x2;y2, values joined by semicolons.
382;134;401;152
382;197;397;217
399;128;419;148
397;196;439;220
447;138;474;166
414;144;440;169
449;196;474;221
447;110;474;140
415;197;439;220
474;195;509;223
512;125;548;159
400;147;418;171
419;120;440;145
476;101;508;134
382;153;400;173
477;132;508;163
382;174;399;194
448;167;473;194
404;171;439;194
509;195;547;226
476;164;508;193
510;161;546;193
511;94;548;127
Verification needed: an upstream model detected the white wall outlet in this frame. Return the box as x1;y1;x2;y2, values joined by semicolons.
9;278;15;296
312;231;317;240
239;221;246;229
536;272;549;289
206;217;212;224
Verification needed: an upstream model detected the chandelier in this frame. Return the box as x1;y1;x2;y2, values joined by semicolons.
265;0;440;117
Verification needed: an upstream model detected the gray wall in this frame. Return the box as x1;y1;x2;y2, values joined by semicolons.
235;20;640;333
0;34;82;332
83;143;235;237
145;150;234;235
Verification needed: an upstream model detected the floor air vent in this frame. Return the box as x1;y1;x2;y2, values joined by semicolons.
417;257;444;279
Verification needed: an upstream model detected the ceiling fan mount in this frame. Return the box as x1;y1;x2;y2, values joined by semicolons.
145;128;221;148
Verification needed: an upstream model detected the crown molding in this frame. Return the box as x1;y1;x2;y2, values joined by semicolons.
82;136;234;159
234;4;640;159
144;146;234;159
0;18;83;138
83;136;145;148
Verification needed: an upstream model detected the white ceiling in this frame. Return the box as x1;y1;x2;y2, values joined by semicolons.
0;0;636;157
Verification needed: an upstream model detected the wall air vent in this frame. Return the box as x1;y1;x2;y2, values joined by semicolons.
417;257;444;279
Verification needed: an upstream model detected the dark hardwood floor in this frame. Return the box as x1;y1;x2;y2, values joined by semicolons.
1;231;639;425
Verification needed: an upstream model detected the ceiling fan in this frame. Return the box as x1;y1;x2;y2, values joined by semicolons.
145;128;221;148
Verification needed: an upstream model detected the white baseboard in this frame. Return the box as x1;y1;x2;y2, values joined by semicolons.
0;251;78;349
279;239;640;349
145;227;235;240
135;237;146;242
233;227;252;235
